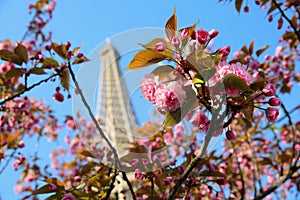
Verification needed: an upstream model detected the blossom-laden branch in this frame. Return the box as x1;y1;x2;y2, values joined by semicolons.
254;164;300;200
271;0;300;42
67;61;137;200
0;72;59;106
67;61;120;167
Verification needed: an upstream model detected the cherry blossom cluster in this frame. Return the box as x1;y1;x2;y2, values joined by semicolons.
140;73;187;113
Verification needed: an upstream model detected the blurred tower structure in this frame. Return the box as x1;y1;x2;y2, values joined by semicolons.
96;39;137;158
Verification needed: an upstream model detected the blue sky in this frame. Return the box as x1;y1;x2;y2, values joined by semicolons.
0;0;298;199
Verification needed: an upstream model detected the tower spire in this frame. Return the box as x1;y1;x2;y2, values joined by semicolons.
96;42;137;157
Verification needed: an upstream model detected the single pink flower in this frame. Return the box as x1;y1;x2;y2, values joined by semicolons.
49;183;57;192
154;42;166;52
197;29;209;44
140;74;158;104
262;83;276;96
181;28;189;40
53;91;64;102
62;193;76;200
154;82;186;113
268;97;281;106
266;107;279;122
134;168;142;179
171;36;180;47
209;29;219;38
225;130;236;141
217;46;231;61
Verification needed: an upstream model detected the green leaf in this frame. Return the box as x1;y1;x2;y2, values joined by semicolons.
125;50;166;70
256;45;269;57
5;68;24;79
60;69;70;91
223;73;253;92
52;42;67;59
240;99;254;127
235;0;244;13
28;67;46;75
151;65;175;81
199;170;226;178
192;74;204;84
42;58;59;68
0;49;23;65
165;7;177;40
250;79;267;91
32;184;55;195
201;67;216;82
44;178;64;187
164;86;196;127
14;43;28;63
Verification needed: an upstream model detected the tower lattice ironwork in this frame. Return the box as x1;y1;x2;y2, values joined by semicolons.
96;40;137;158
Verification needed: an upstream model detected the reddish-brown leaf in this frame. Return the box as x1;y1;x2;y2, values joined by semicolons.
125;50;166;70
165;7;177;40
235;0;244;13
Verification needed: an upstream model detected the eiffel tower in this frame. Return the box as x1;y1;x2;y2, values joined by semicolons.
96;39;137;158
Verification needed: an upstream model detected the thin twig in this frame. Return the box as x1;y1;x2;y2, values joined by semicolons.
67;61;121;168
121;172;137;200
0;149;17;174
272;0;300;41
104;169;118;200
0;73;59;106
254;164;300;200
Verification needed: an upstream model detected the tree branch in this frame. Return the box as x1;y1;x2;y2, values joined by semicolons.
254;164;300;200
104;169;118;200
67;62;121;168
121;172;137;200
272;0;300;41
0;73;59;106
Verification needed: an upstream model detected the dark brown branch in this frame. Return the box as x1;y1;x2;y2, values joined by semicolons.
254;165;300;200
0;149;17;174
121;172;137;200
67;61;121;168
0;73;59;106
104;169;118;200
272;0;300;41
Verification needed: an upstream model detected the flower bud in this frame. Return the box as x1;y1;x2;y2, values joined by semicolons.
268;97;281;106
53;92;64;102
209;29;219;38
171;36;180;47
225;130;236;141
244;6;249;13
196;29;209;44
49;183;57;192
266;107;280;122
154;42;166;52
262;83;276;96
180;28;189;40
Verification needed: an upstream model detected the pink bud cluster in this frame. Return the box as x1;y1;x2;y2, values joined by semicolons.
262;83;280;122
140;73;186;113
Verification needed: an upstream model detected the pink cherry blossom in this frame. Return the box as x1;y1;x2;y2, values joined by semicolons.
268;97;281;106
262;83;276;96
209;29;219;38
62;193;76;200
197;29;209;44
191;110;210;133
171;36;180;47
225;130;236;140
209;62;252;96
154;82;186;113
181;28;189;40
154;42;166;52
266;107;280;122
53;91;64;102
217;46;231;61
140;74;158;104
